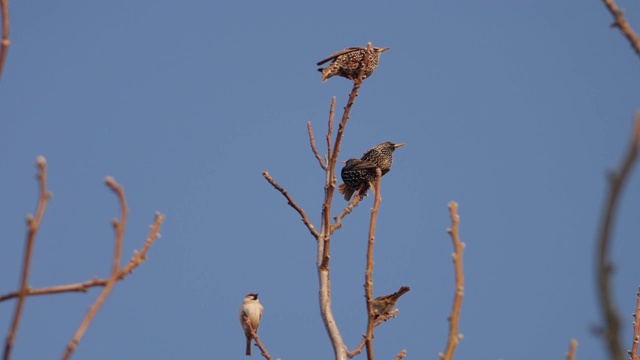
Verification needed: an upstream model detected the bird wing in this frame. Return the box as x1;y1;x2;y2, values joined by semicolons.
316;47;365;66
349;160;378;170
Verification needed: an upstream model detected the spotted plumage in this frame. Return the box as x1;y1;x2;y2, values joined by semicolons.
317;46;389;82
338;142;405;201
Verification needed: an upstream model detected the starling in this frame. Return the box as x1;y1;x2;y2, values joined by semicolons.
338;141;405;201
360;141;405;176
338;158;378;201
317;46;389;82
372;286;411;318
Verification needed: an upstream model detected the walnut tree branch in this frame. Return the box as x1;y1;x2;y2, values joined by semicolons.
262;171;320;240
439;202;465;360
602;0;640;58
364;169;382;360
3;156;51;360
595;115;640;360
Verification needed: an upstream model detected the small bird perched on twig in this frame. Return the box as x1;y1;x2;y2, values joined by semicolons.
338;141;405;201
372;286;411;318
316;45;389;82
239;293;263;356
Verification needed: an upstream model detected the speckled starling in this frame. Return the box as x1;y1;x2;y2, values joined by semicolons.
372;286;411;318
338;141;405;201
338;158;378;201
316;46;389;82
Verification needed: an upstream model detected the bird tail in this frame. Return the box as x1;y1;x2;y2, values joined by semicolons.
338;183;354;201
396;286;411;297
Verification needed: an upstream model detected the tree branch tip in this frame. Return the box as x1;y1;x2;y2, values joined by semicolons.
457;333;464;339
104;176;115;185
36;155;47;167
25;214;34;223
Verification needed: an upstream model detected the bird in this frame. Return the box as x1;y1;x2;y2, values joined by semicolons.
239;293;263;356
316;46;389;82
372;286;411;318
338;158;379;201
338;142;405;201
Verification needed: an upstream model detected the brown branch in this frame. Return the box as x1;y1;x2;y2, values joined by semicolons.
602;0;640;58
364;169;382;360
631;288;640;360
566;339;578;360
596;115;640;360
3;156;51;360
308;121;327;170
243;316;273;360
0;213;163;303
394;349;407;360
331;193;362;234
346;310;398;358
62;177;129;360
262;171;320;240
326;97;336;164
0;0;9;81
439;202;465;360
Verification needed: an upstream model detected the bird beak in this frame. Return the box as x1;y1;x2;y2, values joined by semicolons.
380;47;390;53
394;143;405;148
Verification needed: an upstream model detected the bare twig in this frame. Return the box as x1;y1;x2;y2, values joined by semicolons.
308;121;327;170
62;177;128;360
326;97;336;163
602;0;640;58
596;115;640;360
0;0;9;81
242;316;273;360
346;310;398;358
394;349;407;360
331;193;362;234
630;288;640;360
0;213;163;303
566;339;578;360
439;202;465;360
3;156;51;360
262;171;320;240
364;169;382;360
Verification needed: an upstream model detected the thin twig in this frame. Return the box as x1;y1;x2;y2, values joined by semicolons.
596;115;640;360
566;339;578;360
602;0;640;58
439;202;465;360
62;177;129;360
394;349;407;360
364;169;382;360
326;97;336;165
262;171;320;240
0;213;163;303
243;316;273;360
331;194;362;234
630;288;640;360
3;156;51;360
0;0;9;81
308;121;327;170
346;310;398;358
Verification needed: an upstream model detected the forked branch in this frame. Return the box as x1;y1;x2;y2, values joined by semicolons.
602;0;640;58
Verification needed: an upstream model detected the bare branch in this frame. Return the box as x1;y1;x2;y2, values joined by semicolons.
394;349;407;360
602;0;640;58
331;194;363;234
439;202;465;360
346;310;398;358
262;171;320;240
0;0;9;81
243;316;273;360
3;156;51;360
596;115;640;360
630;288;640;360
62;177;129;360
308;121;327;170
364;169;382;360
566;339;578;360
326;97;336;163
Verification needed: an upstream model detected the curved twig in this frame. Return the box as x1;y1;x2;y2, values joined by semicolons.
308;121;327;170
243;316;273;360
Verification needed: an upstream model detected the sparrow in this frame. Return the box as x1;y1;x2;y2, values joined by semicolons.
239;293;263;356
372;286;410;318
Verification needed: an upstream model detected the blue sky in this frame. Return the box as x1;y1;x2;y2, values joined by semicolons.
2;1;640;359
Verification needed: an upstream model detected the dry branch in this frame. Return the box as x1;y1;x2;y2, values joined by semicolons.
3;156;51;360
595;115;640;360
566;339;578;360
0;0;9;81
308;121;327;170
602;0;640;58
631;288;640;360
364;169;382;360
242;316;273;360
439;202;465;360
394;349;407;360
